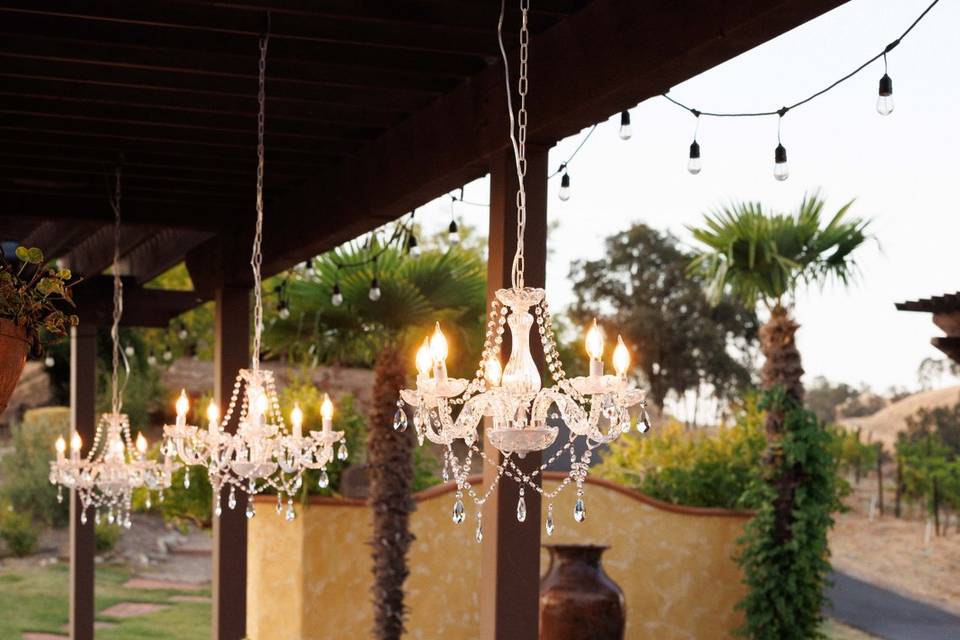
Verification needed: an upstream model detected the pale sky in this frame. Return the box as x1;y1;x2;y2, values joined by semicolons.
413;0;960;394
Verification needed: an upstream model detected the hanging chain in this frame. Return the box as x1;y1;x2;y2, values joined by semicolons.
109;166;124;415
498;0;531;289
251;30;269;371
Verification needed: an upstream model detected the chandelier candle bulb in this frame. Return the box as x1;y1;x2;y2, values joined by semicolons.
70;432;81;462
321;394;334;433
291;403;304;439
136;433;148;457
175;390;189;428
55;436;66;463
206;400;220;437
586;320;605;378
484;356;503;388
430;323;449;384
416;339;433;382
613;336;630;378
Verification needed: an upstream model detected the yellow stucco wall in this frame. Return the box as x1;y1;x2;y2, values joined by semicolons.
247;476;750;640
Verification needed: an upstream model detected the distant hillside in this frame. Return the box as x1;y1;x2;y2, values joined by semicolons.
840;385;960;446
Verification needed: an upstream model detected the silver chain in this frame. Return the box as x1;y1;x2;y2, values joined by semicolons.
109;167;124;415
498;0;531;289
251;31;269;371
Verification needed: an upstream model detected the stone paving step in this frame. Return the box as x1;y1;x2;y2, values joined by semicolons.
100;602;169;618
122;577;206;591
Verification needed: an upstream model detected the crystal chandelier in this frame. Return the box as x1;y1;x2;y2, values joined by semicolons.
397;0;650;540
162;26;346;521
50;168;176;528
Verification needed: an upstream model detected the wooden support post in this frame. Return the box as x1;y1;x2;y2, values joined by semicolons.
69;323;97;640
480;145;549;640
876;443;884;517
211;286;250;640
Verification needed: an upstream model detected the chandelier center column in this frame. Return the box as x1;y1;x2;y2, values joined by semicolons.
480;143;550;640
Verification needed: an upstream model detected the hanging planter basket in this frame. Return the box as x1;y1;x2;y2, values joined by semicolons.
0;318;30;414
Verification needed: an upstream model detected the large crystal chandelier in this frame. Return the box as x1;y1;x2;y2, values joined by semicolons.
397;0;650;540
162;26;346;521
50;168;176;528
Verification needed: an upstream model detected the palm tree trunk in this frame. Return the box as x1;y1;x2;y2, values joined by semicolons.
367;345;415;640
758;304;805;545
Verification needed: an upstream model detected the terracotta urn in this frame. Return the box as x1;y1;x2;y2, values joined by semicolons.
0;319;30;414
540;544;625;640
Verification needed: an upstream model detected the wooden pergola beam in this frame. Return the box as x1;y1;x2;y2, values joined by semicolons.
261;0;847;276
72;276;210;327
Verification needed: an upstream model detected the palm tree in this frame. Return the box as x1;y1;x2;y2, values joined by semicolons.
267;245;486;640
689;194;871;638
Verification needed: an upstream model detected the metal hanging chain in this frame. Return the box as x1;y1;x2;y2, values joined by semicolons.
109;166;125;415
251;28;269;371
497;0;530;290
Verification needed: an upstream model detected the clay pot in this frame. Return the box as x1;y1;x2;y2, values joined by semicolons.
0;319;30;414
540;544;625;640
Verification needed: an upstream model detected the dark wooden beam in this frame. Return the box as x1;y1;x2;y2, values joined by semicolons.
120;229;214;284
72;276;210;327
211;285;250;640
69;322;97;640
480;145;549;640
21;220;106;262
262;0;848;275
64;226;162;278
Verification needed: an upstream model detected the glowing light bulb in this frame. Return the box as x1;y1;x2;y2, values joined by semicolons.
331;282;343;307
55;435;66;454
877;73;894;116
178;322;189;340
687;141;702;175
558;172;571;201
136;432;148;455
408;235;420;258
618;110;632;140
416;338;433;376
163;347;173;361
585;320;604;360
71;432;82;453
147;352;157;366
206;400;220;427
613;335;630;376
429;322;448;363
277;299;290;320
175;389;189;418
44;355;55;368
774;144;789;181
291;403;303;438
321;394;334;424
255;390;269;415
368;278;381;302
125;344;135;357
484;355;503;387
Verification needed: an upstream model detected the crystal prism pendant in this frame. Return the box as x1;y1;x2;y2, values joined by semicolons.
145;494;152;510
442;467;449;483
184;472;190;489
57;487;63;504
393;408;408;433
475;520;483;543
245;501;256;519
452;499;465;524
639;408;652;433
318;470;329;488
574;497;586;523
276;495;283;514
215;503;222;518
285;500;295;522
546;506;555;536
337;443;348;461
516;495;527;523
80;511;88;525
228;488;237;510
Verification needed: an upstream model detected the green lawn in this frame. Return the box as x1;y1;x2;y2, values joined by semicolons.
0;563;210;640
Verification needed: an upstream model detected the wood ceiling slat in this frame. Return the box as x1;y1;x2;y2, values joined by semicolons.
0;0;513;58
0;12;487;76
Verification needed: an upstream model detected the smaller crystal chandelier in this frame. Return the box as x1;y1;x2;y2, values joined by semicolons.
50;168;175;527
397;0;651;541
162;25;346;521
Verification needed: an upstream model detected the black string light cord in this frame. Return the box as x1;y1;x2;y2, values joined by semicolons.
663;0;939;119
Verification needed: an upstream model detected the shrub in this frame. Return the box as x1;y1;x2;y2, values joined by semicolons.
0;506;39;557
132;451;212;529
0;407;70;528
596;395;766;509
94;522;122;553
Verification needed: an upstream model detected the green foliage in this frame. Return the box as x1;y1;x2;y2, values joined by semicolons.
830;427;878;478
94;522;122;553
570;222;758;408
688;194;871;310
596;396;766;509
735;390;841;640
0;504;39;557
142;263;215;362
95;329;165;430
0;246;78;353
264;246;487;376
0;407;70;528
133;454;212;529
805;376;862;423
